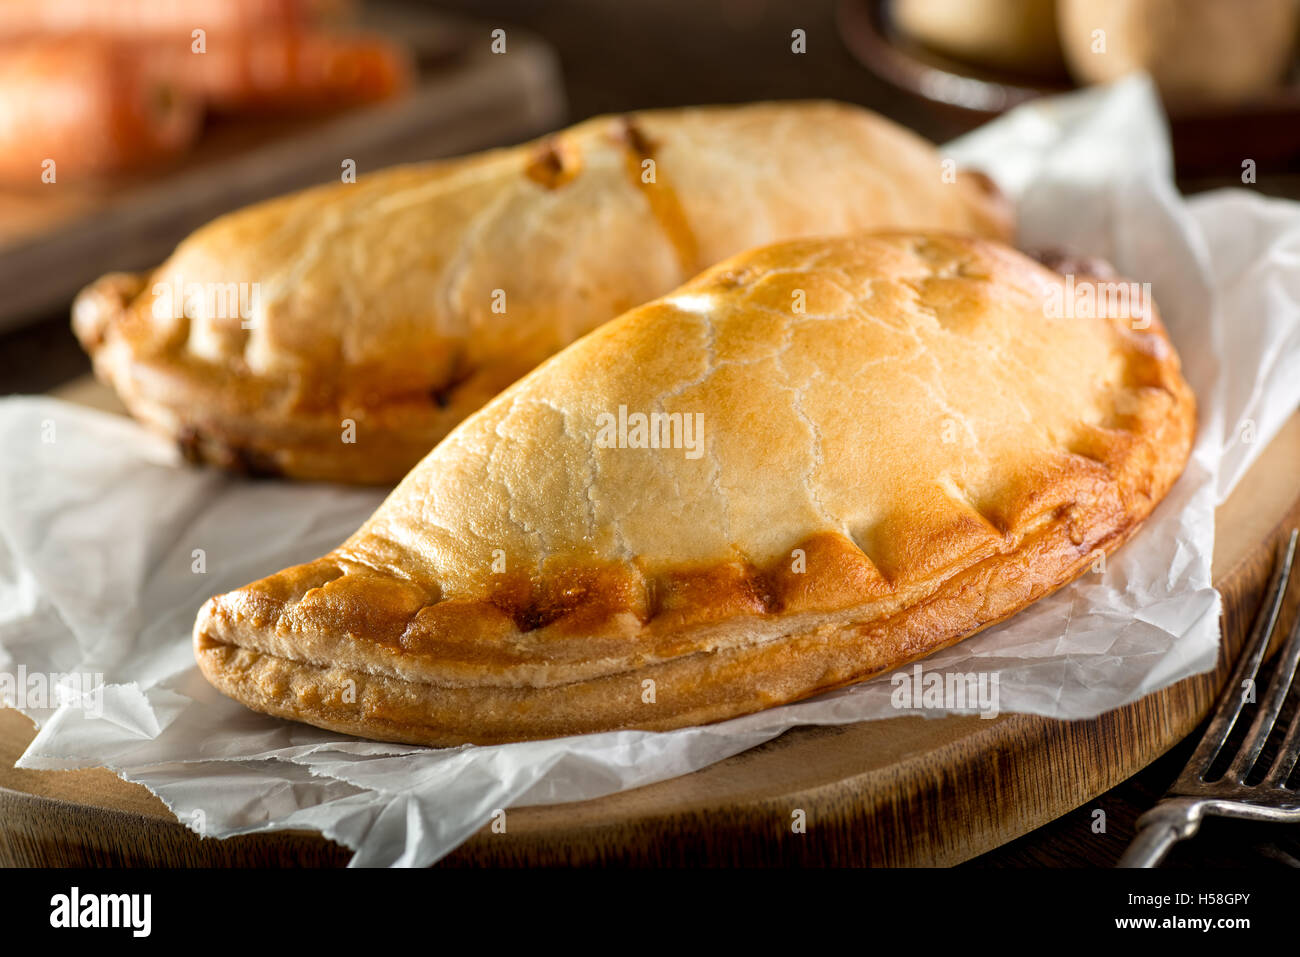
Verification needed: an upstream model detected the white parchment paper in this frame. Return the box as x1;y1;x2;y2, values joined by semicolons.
4;76;1300;867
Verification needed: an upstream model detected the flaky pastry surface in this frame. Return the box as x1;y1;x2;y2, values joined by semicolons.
194;232;1196;745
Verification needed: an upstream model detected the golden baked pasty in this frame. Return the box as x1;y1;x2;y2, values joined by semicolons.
73;101;1011;484
193;232;1196;746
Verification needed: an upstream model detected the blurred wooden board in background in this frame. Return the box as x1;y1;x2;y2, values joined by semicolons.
0;4;566;332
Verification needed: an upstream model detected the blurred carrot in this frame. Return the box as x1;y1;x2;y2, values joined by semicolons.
0;0;350;39
0;36;202;183
163;31;414;113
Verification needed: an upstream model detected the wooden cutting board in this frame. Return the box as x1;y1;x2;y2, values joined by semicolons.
2;385;1298;867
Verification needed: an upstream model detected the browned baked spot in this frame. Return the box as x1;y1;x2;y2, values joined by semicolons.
175;425;283;478
523;136;582;190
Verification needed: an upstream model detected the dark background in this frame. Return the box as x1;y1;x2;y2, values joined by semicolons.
435;0;966;138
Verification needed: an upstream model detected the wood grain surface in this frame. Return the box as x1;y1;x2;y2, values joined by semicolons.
2;393;1298;867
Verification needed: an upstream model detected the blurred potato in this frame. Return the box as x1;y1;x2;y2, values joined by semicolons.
893;0;1067;77
1057;0;1300;106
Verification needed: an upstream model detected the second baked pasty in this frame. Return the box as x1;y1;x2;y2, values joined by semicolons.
73;101;1010;483
193;231;1196;746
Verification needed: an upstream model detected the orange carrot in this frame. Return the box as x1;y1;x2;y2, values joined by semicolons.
159;31;413;113
0;36;202;184
0;0;349;39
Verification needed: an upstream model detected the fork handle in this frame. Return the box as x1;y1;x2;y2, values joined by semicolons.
1117;799;1204;868
1118;820;1185;867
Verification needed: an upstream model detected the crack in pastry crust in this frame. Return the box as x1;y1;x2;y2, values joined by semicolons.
73;101;1014;484
194;232;1196;746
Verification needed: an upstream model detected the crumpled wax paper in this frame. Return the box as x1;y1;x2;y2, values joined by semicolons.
3;75;1300;867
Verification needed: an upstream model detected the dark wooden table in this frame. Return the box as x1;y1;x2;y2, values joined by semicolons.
4;0;1299;868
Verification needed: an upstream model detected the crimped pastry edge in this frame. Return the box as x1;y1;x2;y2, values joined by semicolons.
193;493;1160;747
73;272;484;483
193;369;1194;748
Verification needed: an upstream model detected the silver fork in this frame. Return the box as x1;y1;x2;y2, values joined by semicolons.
1119;529;1300;867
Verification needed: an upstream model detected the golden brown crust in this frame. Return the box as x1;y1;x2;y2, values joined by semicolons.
73;101;1013;484
193;232;1196;746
